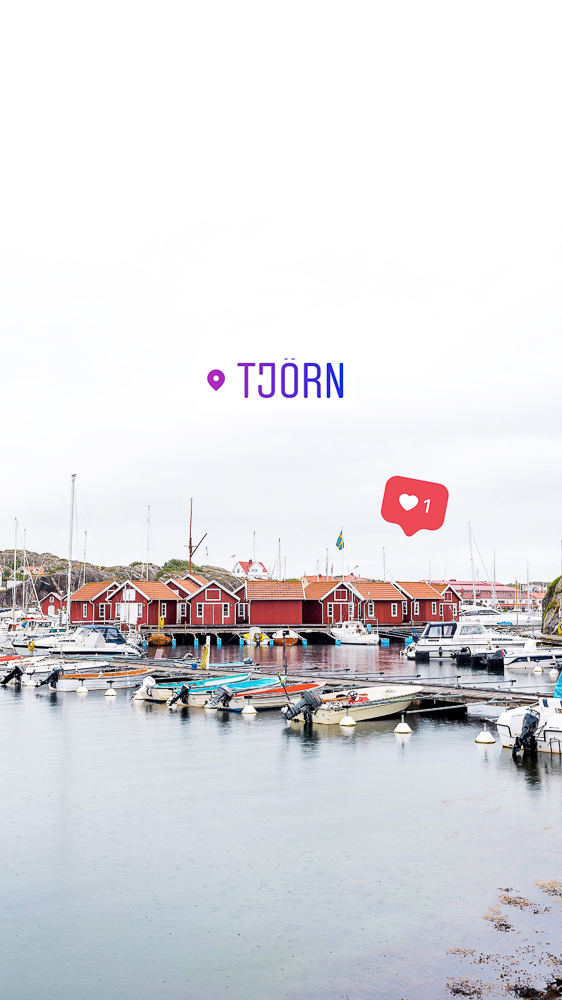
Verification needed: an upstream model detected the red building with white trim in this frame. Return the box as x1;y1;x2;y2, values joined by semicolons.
235;581;306;626
185;580;240;627
39;591;67;617
68;582;115;624
395;582;449;623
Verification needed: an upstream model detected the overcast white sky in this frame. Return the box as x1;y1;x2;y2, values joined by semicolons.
1;0;562;583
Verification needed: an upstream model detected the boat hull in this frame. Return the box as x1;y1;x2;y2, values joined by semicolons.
496;698;562;753
134;672;253;703
292;685;421;725
216;682;326;712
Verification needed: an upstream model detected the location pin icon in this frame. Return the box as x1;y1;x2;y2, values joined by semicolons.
207;369;225;391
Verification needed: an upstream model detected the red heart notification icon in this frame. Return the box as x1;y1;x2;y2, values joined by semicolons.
381;476;449;537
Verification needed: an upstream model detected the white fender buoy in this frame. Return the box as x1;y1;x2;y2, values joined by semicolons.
475;724;496;744
241;703;257;715
105;681;117;697
533;664;543;674
394;714;412;734
549;667;559;680
339;708;356;727
76;683;89;694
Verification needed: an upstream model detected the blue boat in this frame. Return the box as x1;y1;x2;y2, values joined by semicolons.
133;671;252;703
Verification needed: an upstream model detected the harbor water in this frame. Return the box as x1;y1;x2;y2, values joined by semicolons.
1;644;561;999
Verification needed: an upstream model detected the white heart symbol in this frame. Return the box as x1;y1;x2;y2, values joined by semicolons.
399;494;418;511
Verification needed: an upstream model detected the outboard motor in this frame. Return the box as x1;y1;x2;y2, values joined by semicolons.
36;667;63;689
282;689;324;723
205;685;235;709
1;663;24;686
513;707;540;755
167;684;190;707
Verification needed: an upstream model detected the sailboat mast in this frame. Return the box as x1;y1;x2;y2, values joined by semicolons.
189;498;193;574
468;522;476;605
279;539;282;582
12;519;17;625
66;474;76;631
382;546;386;583
22;528;27;615
145;506;150;581
82;531;87;589
492;551;496;607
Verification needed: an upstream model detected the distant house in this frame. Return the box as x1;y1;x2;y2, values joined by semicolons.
395;582;448;623
232;560;269;581
235;580;306;626
39;591;66;617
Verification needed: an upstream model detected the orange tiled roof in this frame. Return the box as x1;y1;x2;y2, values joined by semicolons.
304;581;342;599
396;582;444;600
167;578;199;594
246;581;305;600
131;581;181;601
69;582;114;602
353;583;404;600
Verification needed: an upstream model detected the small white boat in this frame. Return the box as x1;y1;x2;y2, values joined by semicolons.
37;661;153;691
272;628;299;645
461;607;542;627
406;621;528;660
496;696;562;754
12;625;142;657
288;684;421;725
329;622;379;645
503;640;562;669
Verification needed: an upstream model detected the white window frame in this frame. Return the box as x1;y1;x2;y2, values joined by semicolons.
82;603;88;618
402;602;407;617
222;603;229;621
99;603;105;619
413;601;420;616
205;588;221;602
391;602;398;617
452;603;458;618
137;603;143;619
161;603;167;617
196;603;203;618
348;603;354;619
49;595;54;604
180;603;186;617
431;602;437;615
439;604;444;617
367;601;374;618
327;602;334;620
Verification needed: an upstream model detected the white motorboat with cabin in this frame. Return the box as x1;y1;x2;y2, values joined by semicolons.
502;640;562;670
406;621;528;660
11;625;142;657
460;606;541;627
329;622;379;645
285;684;421;725
496;696;562;754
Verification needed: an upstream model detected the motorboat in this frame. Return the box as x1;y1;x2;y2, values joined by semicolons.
329;622;379;645
503;640;562;670
36;661;154;692
1;619;68;653
496;696;562;754
208;680;327;712
242;628;270;645
285;684;421;725
133;671;254;704
11;625;142;657
272;628;299;646
460;605;542;627
405;621;528;660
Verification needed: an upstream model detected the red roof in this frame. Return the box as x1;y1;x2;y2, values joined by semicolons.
246;581;305;600
111;581;181;602
69;582;114;602
236;561;268;574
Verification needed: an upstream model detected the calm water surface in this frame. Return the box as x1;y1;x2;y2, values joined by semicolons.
1;645;560;999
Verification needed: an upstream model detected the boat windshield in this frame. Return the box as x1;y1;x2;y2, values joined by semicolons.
424;624;457;638
84;626;127;644
459;625;486;634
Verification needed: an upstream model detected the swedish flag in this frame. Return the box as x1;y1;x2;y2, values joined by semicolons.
336;530;344;550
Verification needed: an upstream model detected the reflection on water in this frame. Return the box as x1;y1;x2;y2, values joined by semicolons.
0;678;560;1000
